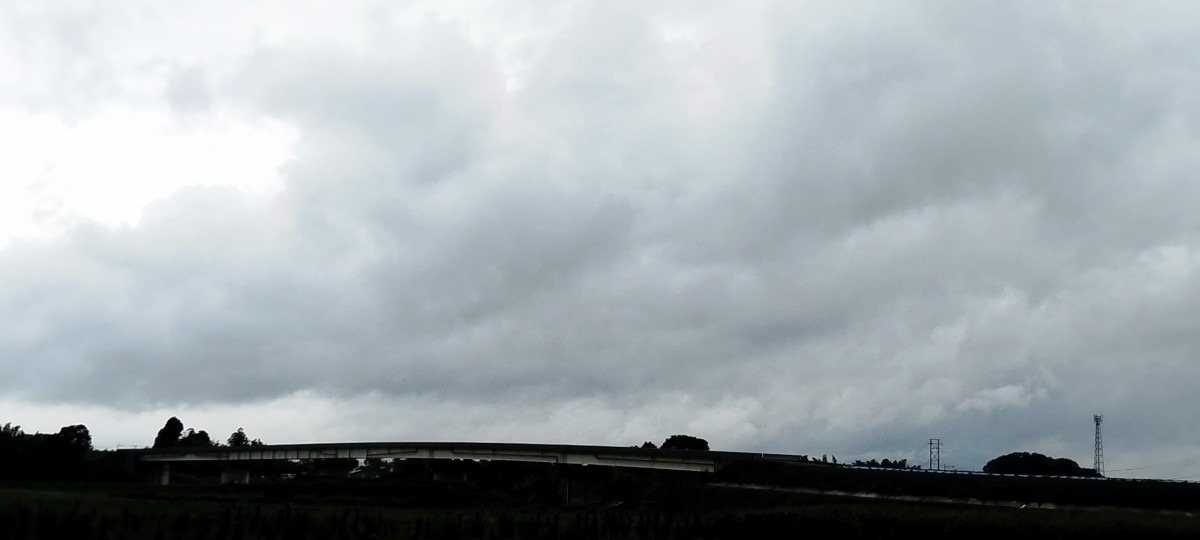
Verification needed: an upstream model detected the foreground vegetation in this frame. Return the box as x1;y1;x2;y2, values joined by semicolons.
718;460;1200;511
2;478;1198;539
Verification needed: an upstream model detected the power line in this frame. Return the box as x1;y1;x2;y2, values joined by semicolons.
1106;455;1200;477
1108;465;1157;473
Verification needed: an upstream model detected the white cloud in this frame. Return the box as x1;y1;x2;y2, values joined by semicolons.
0;106;296;245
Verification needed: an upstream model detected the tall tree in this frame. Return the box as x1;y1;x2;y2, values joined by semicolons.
661;434;709;451
0;423;21;438
178;428;215;448
153;417;185;448
227;428;253;447
983;452;1099;477
56;425;92;451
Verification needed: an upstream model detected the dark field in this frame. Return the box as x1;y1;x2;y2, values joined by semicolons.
2;477;1199;539
717;460;1200;511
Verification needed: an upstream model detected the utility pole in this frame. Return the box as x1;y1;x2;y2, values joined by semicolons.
928;438;941;471
1094;414;1104;477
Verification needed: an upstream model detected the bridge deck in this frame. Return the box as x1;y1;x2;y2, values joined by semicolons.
120;441;805;473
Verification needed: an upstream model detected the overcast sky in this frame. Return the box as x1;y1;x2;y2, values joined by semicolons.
3;0;1200;478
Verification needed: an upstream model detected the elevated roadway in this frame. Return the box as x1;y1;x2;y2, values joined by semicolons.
119;441;814;484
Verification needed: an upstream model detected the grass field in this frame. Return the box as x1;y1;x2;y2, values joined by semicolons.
2;479;1199;539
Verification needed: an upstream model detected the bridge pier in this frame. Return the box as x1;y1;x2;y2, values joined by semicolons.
159;463;171;486
555;465;609;504
220;465;251;485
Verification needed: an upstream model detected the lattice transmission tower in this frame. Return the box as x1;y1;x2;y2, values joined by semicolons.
928;438;941;471
1093;414;1104;477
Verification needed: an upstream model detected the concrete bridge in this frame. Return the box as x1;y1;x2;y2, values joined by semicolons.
120;441;810;485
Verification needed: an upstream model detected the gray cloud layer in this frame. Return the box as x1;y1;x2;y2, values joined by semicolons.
3;1;1200;474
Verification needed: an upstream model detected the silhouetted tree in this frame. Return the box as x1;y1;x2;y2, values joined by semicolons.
983;452;1100;477
153;417;184;448
661;434;709;451
0;422;91;479
0;423;21;438
178;428;215;448
56;424;92;451
640;441;657;449
228;428;250;447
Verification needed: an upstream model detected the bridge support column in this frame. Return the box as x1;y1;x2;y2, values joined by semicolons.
159;463;171;486
559;476;573;504
220;465;251;485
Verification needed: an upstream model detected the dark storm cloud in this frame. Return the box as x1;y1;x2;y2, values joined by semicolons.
4;1;1200;472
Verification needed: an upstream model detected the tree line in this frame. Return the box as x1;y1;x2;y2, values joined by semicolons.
153;416;264;448
637;434;710;451
0;416;272;482
0;422;92;479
